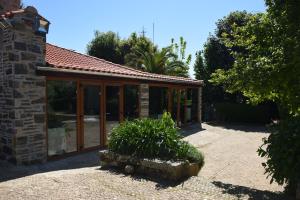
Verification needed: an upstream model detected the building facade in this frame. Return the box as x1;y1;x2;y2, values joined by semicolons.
0;1;203;164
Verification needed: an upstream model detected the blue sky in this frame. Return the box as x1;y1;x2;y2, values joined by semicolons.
23;0;266;77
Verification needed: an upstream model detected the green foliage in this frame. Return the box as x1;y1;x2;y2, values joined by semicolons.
258;116;300;194
131;45;189;77
87;31;124;64
123;33;156;69
193;51;205;80
108;113;204;166
170;37;192;67
194;11;253;121
87;31;190;77
210;2;300;116
214;102;274;123
210;1;300;194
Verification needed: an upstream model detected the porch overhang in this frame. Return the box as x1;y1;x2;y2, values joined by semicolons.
37;66;204;87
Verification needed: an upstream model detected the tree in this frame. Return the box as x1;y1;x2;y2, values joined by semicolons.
193;51;205;80
194;11;252;120
123;33;156;69
134;46;189;77
170;37;192;67
210;0;300;194
87;31;123;64
87;31;190;77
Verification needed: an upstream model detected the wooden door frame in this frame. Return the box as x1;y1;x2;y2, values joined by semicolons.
79;82;103;151
103;84;122;146
46;76;200;160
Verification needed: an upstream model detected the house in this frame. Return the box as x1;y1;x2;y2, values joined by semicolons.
0;0;203;164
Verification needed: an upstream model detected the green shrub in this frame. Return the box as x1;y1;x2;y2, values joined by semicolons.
214;102;275;123
258;116;300;195
108;112;204;166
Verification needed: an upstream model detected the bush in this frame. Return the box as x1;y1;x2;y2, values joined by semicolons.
214;102;277;123
108;112;204;166
258;116;300;195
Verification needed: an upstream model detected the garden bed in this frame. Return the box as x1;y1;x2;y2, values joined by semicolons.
99;150;202;181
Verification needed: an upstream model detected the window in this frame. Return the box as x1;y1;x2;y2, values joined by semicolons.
149;86;168;119
191;88;199;122
47;80;77;156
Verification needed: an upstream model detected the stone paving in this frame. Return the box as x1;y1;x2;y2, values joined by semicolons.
0;123;291;200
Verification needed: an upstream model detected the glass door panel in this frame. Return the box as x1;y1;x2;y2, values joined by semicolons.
106;86;120;140
172;89;179;122
124;85;139;120
180;90;186;125
47;80;77;156
186;89;193;123
83;85;101;148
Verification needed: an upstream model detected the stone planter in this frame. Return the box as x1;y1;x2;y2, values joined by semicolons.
99;150;202;181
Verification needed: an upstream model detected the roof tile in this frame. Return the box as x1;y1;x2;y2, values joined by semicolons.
45;43;202;85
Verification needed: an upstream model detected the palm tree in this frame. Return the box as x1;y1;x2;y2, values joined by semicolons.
129;46;189;77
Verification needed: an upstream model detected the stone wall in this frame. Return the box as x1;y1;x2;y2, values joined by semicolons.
0;8;48;164
0;0;20;14
139;84;149;118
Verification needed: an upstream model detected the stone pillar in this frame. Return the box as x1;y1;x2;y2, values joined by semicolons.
0;7;49;164
139;84;149;118
198;87;202;124
0;0;20;14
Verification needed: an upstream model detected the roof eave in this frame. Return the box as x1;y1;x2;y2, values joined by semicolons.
36;66;204;86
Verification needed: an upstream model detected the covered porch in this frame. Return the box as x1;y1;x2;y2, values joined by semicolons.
39;44;203;159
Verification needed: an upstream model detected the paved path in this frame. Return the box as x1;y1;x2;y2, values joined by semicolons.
183;123;283;192
0;123;290;200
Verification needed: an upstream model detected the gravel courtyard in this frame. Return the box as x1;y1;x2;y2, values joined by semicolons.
0;123;290;200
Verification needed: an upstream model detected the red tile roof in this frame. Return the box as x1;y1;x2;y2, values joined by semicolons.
45;43;202;85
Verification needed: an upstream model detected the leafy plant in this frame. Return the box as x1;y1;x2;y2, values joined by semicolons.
258;117;300;195
108;112;204;166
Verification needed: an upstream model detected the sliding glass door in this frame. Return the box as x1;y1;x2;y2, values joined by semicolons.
47;80;77;156
82;85;101;149
105;85;120;142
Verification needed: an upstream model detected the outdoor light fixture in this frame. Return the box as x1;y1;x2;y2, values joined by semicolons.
34;16;49;35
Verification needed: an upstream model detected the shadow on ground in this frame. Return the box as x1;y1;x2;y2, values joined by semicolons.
180;123;206;137
212;181;292;200
0;151;99;182
206;121;270;133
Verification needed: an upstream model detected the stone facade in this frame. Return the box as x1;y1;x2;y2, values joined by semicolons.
0;7;48;164
0;0;20;14
139;84;149;118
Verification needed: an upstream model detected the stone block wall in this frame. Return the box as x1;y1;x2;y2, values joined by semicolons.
0;0;20;14
139;84;149;118
0;8;48;164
